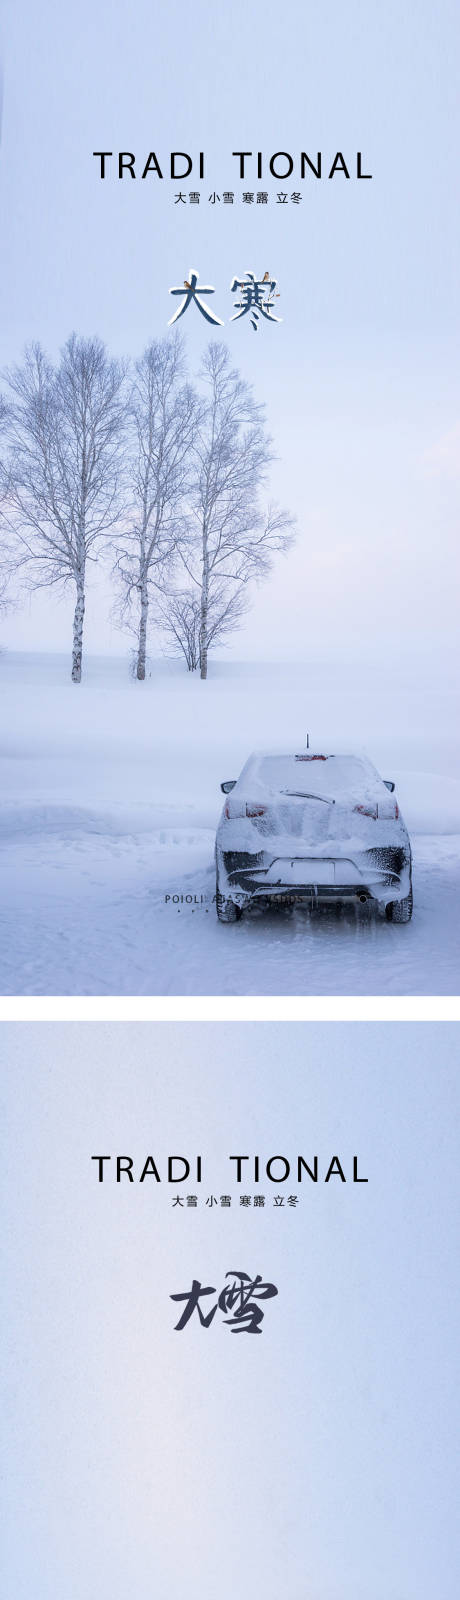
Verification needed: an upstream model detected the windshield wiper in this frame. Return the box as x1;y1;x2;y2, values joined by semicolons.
281;789;336;805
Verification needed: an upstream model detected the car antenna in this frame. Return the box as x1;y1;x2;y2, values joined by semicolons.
305;733;310;749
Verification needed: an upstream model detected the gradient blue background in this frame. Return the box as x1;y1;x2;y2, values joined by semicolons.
1;1021;459;1598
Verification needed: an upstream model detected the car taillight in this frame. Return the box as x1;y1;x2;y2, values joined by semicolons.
224;800;245;818
354;802;399;821
224;800;267;819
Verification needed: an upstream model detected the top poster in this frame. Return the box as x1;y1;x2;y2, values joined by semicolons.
0;0;458;996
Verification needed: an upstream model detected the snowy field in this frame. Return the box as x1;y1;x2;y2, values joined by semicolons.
1;650;459;995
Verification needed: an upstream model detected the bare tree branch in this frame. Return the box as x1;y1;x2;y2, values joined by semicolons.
156;581;249;671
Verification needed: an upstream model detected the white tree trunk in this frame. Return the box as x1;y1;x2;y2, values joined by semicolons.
72;569;86;683
199;545;209;681
136;581;149;680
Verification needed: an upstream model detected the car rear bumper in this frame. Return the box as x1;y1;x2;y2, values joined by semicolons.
218;844;411;909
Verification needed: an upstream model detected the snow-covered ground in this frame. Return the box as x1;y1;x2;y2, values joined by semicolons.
1;651;459;994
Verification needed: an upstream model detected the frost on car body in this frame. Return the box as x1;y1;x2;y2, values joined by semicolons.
215;752;413;922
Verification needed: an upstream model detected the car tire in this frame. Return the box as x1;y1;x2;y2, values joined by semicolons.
385;888;413;924
216;883;242;923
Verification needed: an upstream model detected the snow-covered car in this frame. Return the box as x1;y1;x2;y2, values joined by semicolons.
215;751;413;923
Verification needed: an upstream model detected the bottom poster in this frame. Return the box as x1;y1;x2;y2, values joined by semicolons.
1;1022;459;1599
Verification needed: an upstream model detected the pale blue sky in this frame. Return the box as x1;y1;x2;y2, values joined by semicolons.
0;0;459;661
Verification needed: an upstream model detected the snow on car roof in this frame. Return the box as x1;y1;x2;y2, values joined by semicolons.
239;752;383;803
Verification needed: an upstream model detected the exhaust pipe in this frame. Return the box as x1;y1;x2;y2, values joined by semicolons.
358;893;367;904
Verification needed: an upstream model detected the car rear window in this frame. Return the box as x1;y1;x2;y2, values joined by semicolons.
245;754;380;803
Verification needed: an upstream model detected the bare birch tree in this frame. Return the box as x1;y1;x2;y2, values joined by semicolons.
2;335;127;679
180;343;295;679
113;334;199;679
